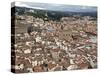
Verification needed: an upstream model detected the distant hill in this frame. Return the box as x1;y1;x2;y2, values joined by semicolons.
11;6;97;21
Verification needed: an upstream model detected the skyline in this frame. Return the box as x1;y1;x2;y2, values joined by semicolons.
12;2;97;12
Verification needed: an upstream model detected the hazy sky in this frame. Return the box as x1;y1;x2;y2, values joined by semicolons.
15;2;97;12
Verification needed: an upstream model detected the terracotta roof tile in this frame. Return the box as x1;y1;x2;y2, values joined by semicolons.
48;62;57;70
33;66;43;72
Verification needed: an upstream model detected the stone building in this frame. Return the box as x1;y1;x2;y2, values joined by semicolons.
50;48;60;61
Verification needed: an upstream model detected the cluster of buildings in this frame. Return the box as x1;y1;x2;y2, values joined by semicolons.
12;14;97;73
